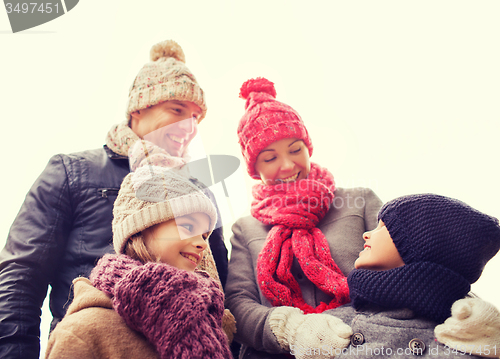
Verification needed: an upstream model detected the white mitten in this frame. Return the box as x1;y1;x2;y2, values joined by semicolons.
269;306;352;359
435;297;500;358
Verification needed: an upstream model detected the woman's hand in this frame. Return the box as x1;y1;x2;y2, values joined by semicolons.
435;297;500;358
269;306;352;359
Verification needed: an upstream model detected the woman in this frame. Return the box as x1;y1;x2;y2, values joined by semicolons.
225;78;383;358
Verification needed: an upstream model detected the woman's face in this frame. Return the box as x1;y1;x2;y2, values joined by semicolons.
354;220;405;271
254;138;311;185
142;212;210;272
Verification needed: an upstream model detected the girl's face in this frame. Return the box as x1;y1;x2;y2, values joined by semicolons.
354;220;405;271
142;212;210;272
254;138;311;185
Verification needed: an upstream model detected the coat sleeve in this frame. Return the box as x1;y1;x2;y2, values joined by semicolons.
362;188;383;231
224;220;285;354
45;327;95;359
0;155;73;359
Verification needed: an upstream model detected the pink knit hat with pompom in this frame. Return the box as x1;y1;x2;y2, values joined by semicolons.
237;77;313;178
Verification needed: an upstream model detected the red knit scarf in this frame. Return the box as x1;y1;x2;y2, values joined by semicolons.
252;163;350;314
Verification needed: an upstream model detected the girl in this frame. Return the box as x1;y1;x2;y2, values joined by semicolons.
225;78;383;358
45;150;234;359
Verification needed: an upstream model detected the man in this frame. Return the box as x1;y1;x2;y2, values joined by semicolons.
0;39;228;359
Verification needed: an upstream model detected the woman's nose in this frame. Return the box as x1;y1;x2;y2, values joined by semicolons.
280;157;294;171
362;231;371;241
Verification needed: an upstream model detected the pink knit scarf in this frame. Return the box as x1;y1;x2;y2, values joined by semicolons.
252;163;350;314
90;254;231;359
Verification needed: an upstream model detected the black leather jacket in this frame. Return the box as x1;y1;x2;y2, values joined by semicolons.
0;145;228;359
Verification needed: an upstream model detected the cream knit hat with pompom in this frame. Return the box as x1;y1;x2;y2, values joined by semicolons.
112;164;217;255
126;39;206;121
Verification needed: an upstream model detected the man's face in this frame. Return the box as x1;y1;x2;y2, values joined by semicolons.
130;100;202;157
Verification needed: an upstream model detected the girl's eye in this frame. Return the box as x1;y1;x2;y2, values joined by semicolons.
179;223;193;232
264;157;276;163
290;147;301;154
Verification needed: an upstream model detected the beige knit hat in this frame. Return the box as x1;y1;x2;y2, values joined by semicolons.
126;39;207;121
112;165;217;255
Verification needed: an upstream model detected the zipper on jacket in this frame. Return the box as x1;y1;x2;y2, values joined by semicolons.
98;188;120;198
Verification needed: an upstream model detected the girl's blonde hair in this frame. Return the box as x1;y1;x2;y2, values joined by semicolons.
124;227;223;292
124;233;157;263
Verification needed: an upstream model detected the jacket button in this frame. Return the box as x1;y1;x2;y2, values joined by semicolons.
408;338;426;355
350;333;364;346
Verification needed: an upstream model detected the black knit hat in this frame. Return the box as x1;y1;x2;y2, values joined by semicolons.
348;194;500;323
379;194;500;284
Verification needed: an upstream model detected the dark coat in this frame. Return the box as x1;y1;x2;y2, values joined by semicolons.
0;145;228;359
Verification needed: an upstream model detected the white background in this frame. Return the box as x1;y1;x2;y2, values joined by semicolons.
1;1;499;357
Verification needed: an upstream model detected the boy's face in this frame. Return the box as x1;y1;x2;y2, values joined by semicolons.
354;220;405;271
142;212;210;272
254;137;311;185
130;100;202;157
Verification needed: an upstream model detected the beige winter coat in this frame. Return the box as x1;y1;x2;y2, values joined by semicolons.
45;277;159;359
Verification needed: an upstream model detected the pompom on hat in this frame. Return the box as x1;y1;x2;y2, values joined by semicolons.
237;77;313;178
126;40;207;122
378;194;500;284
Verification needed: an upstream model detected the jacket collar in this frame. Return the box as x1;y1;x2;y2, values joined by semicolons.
104;144;128;160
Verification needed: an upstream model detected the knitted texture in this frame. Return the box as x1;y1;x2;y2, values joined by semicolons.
348;262;470;323
237;77;313;178
435;297;500;357
268;307;306;351
349;194;500;323
253;163;349;314
127;139;186;173
126;40;206;121
379;193;500;283
268;306;352;356
90;254;231;359
112;164;217;255
105;121;141;157
89;254;141;297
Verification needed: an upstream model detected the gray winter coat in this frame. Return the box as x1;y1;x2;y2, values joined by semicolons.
314;304;482;359
225;187;383;359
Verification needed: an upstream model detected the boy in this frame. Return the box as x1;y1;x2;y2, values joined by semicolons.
270;194;500;358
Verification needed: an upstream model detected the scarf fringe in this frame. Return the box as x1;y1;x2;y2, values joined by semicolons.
253;163;350;313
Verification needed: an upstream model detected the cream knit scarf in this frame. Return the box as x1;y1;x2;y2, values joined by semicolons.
106;121;140;158
105;121;188;173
